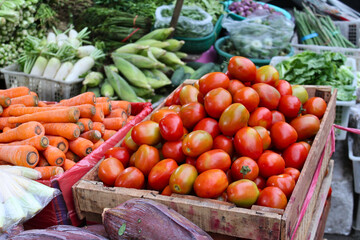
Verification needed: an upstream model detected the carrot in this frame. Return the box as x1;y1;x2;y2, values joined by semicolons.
47;135;69;153
8;106;68;116
35;166;64;180
69;137;93;158
106;108;127;119
76;121;85;133
0;105;3;115
0;121;44;143
93;138;104;149
126;115;135;123
103;117;127;130
8;135;49;151
103;130;117;141
11;95;38;107
77;104;96;118
78;118;93;132
111;101;131;115
43;123;80;140
0;87;30;98
37;154;50;167
2;127;11;132
65;151;80;162
96;97;110;103
63;159;76;171
0;95;11;107
0;145;39;168
95;102;112;116
91;107;104;122
92;122;105;136
42;145;66;166
57;92;96;106
38;101;48;107
80;130;102;143
2;104;25;117
0;160;12;165
30;91;38;97
0;117;17;130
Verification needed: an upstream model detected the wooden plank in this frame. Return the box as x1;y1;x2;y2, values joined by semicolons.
314;199;331;240
282;88;336;239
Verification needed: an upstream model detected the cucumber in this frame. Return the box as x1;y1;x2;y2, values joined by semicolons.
101;80;115;97
212;64;222;73
190;62;216;79
171;66;185;87
183;65;195;75
186;61;205;70
87;87;101;97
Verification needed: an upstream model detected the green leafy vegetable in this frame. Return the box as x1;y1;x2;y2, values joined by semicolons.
275;51;356;101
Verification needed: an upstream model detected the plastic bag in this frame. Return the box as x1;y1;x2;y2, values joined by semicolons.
155;5;213;38
0;169;60;233
222;10;295;59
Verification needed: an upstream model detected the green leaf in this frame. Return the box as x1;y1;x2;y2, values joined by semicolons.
118;223;126;236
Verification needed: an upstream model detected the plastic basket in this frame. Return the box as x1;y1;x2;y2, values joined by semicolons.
0;64;83;102
291;20;360;70
270;56;357;140
222;0;292;21
174;14;224;54
215;36;294;66
348;136;360;194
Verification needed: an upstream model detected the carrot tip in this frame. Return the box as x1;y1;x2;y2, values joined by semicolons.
56;157;64;166
27;152;38;166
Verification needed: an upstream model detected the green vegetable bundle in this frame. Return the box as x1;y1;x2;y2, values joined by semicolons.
275;51;356;101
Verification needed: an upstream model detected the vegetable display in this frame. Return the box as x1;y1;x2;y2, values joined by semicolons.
97;56;329;211
275;51;356;101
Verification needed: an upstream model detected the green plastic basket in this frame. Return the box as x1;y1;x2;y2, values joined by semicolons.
223;0;292;21
174;14;224;54
215;36;294;66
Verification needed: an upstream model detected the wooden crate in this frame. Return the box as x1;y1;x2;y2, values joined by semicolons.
73;81;337;239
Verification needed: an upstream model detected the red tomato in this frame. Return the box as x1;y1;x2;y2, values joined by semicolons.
283;142;309;170
185;156;197;167
193;118;220;139
253;176;266;189
197;91;205;104
266;174;295;198
148;159;178;191
270;122;298;150
219;103;250;136
253;126;271;150
254;65;279;87
290;114;320;140
171;86;183;105
104;147;130;167
213;135;234;157
159;114;184;141
182;130;213;157
169;164;198;194
193;80;200;90
257;151;285;178
234;127;263;160
227;79;245;96
204;88;232;118
271;110;285;125
303;97;327;119
98;157;124;186
225;70;233;79
233;87;260;113
164;94;173;107
299;141;311;153
161;185;172;196
129;152;136;167
162;140;186;164
227;179;259;208
198;72;230;95
227;56;256;82
284;167;301;183
114;167;145;189
179;85;199;105
256;186;287;209
276;80;292;96
196;149;231;173
132;120;161;146
168;105;181;114
194;169;229;198
180;102;206;130
278;95;302;119
134;144;160;176
252;83;281;110
231;157;259;181
122;128;139;152
248;107;272;129
150;109;177;123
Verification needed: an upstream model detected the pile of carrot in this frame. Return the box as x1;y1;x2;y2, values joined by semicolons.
0;87;135;180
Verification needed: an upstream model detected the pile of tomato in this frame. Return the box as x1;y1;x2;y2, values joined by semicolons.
98;56;328;210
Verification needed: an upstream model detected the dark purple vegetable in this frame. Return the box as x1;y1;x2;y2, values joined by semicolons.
228;0;283;17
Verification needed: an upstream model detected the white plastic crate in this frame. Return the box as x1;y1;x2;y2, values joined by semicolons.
291;20;360;70
0;64;83;102
348;136;360;194
270;56;357;140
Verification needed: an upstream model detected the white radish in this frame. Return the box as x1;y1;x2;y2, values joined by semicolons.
47;32;56;44
69;29;78;39
42;57;61;79
65;56;94;83
77;45;96;58
56;33;68;47
54;62;73;81
30;56;48;76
